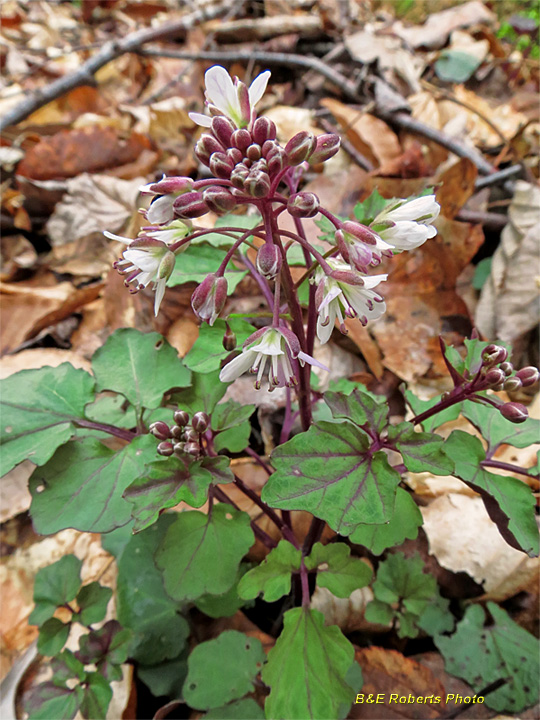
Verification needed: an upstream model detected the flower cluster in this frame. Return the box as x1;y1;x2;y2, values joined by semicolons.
106;65;441;390
150;410;210;458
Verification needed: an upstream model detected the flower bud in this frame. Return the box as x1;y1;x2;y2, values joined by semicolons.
246;143;262;162
336;229;373;269
227;148;243;165
171;425;184;440
202;186;237;214
211;116;236;147
173;442;186;456
342;221;379;246
244;169;271;198
192;412;210;433
499;361;513;376
256;243;282;279
230;163;250;189
287;192;320;218
500;402;528;423
504;376;523;392
329;269;365;286
252;117;277;145
482;344;508;367
173;410;190;426
484;368;506;387
173;192;209;219
157;441;174;457
516;366;540;387
200;133;225;157
184;441;201;457
231;128;252;152
147;176;193;195
267;149;286;176
191;273;228;325
209;152;234;179
184;428;199;442
309;133;341;164
261;140;278;157
195;141;211;166
149;421;171;440
222;324;237;351
285;131;317;166
236;81;251;127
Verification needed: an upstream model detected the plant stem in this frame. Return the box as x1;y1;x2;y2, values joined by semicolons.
293;217;317;356
302;517;326;555
481;459;539;480
245;447;273;475
300;559;311;607
74;418;135;442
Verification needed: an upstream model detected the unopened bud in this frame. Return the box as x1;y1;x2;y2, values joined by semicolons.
173;442;186;456
171;425;184;440
184;428;199;442
330;269;365;286
504;376;523;392
287;192;320;218
230;163;250;189
252;117;277;145
236;81;251;127
192;412;210;433
285;131;317;166
244;169;271;198
500;361;513;376
157;441;174;457
173;410;190;426
246;143;262;162
209;152;234;179
342;221;379;246
211;116;236;147
149;421;171;440
147;176;193;195
482;344;508;367
500;402;528;423
200;133;225;157
184;441;201;457
202;186;237;214
231;128;252;152
262;140;278;158
173;192;209;219
484;368;506;387
195;140;211;166
516;366;540;387
227;148;243;165
256;243;282;279
309;133;341;164
222;324;237;351
191;273;228;325
267;148;286;176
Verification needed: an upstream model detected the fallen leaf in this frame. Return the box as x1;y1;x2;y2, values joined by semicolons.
0;461;33;523
0;235;37;281
166;316;199;358
435;158;478;219
310;586;377;634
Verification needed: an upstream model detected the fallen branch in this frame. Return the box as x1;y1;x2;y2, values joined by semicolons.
474;164;523;190
0;3;229;133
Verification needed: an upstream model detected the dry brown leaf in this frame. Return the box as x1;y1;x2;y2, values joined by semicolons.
0;235;37;281
0;461;33;523
435;158;478;219
265;106;319;144
342;321;384;380
166;316;199;358
122;97;192;143
475;181;540;343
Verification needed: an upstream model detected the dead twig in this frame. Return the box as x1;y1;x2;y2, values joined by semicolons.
456;209;507;230
474;164;523;190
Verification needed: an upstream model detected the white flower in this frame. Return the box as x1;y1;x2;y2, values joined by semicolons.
378;220;437;250
376;195;440;224
219;327;327;390
371;195;440;251
189;65;271;129
315;261;387;344
105;220;191;248
113;238;175;316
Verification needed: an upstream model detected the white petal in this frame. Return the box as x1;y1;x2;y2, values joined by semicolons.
205;66;237;116
123;250;159;273
381;221;433;250
104;230;131;244
154;279;166;315
188;111;212;127
248;70;271;106
219;351;256;383
298;351;329;371
146;195;175;225
384;196;440;224
361;273;388;290
317;303;337;344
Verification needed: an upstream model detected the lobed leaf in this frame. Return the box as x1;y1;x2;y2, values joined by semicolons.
324;388;388;434
183;319;255;374
29;555;82;626
387;421;453;475
74;583;112;627
305;543;372;598
462;399;540;450
237;540;302;603
170;369;227;415
404;390;462;432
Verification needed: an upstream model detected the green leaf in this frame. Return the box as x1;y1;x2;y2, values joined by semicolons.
472;257;492;290
183;631;265;710
212;400;254;453
76;620;133;682
26;683;81;720
263;421;401;535
445;430;539;556
324;388;388;434
74;583;112;626
205;698;264;719
138;653;188;698
417;593;454;636
38;618;71;656
191;213;262;249
365;553;438;639
168;244;246;290
156;504;254;602
29;435;156;534
214;422;251;453
435;603;539;713
171;369;227;415
195;565;249;618
91;329;190;413
387;422;453;475
305;543;372;598
462;399;540;450
84;394;137;429
262;607;356;720
349;488;423;555
183;319;255;374
237;540;301;602
29;555;82;626
404;390;462;432
50;649;85;683
116;514;189;665
124;454;233;532
353;189;389;225
0;364;95;476
79;672;113;720
435;50;482;83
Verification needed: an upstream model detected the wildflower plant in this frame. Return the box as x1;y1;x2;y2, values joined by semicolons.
3;66;539;719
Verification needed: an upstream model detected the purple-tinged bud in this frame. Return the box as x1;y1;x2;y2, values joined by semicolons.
336;229;373;270
330;269;365;286
222;324;237;351
184;428;199;442
184;441;201;457
267;150;286;176
200;133;225;156
147;177;193;194
516;366;540;387
309;133;341;164
500;402;528;423
500;361;513;376
191;273;228;325
173;442;186;456
157;441;174;457
173;192;209;219
149;421;171;440
209;152;234;179
171;425;184;440
287;192;320;218
252;117;277;145
504;376;523;392
262;140;278;157
285;131;317;166
246;144;262;162
227;147;243;165
342;221;379;246
482;344;508;367
230;163;250;189
256;243;282;279
484;368;506;387
244;169;271;198
236;81;251;127
173;410;190;426
231;128;252;152
202;186;237;214
211;116;236;147
195;140;211;166
192;412;210;433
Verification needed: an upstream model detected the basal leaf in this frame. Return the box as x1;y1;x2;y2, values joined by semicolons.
79;672;112;720
156;504;254;602
212;401;254;453
91;329;190;413
124;454;233;532
195;565;249;618
38;618;71;656
29;435;156;534
435;603;539;713
0;364;95;476
76;620;132;682
183;631;265;710
417;593;454;636
237;540;301;602
205;698;264;719
262;607;356;720
213;422;251;453
305;543;372;598
263;421;401;535
84;394;137;429
445;431;539;556
29;555;82;626
387;422;453;475
349;487;423;555
25;683;81;720
74;583;112;626
324;388;388;434
116;514;189;665
137;653;188;699
462;399;540;450
168;244;246;290
404;390;462;432
170;369;227;415
183;319;255;374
